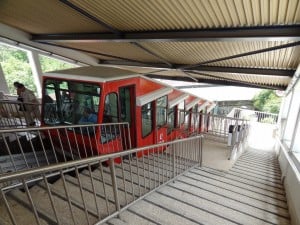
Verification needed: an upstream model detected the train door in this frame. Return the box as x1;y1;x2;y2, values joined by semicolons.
119;85;136;149
155;96;168;144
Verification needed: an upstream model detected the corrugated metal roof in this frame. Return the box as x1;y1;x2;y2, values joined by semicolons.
0;0;299;90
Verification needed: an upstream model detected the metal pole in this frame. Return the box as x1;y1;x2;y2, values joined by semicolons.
109;158;120;211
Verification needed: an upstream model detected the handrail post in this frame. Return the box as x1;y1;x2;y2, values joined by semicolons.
199;136;203;167
109;158;120;211
172;144;176;178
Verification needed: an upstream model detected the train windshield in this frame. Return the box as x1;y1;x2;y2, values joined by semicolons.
42;79;100;125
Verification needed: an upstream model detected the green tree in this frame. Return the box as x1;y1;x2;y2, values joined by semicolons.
39;55;75;72
0;45;34;94
252;90;282;113
1;44;76;95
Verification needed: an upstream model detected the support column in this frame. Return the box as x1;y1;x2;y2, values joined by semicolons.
0;64;9;94
27;51;42;98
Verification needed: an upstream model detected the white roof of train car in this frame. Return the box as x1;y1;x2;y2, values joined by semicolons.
44;66;141;82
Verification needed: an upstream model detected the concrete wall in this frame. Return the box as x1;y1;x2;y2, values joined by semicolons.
278;148;300;225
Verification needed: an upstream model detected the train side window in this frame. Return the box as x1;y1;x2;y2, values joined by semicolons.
156;96;167;127
119;87;131;123
103;93;118;123
142;102;153;137
42;79;100;125
167;106;175;134
178;101;185;125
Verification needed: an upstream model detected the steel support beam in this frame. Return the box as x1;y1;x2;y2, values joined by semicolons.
32;25;300;42
146;74;286;90
185;66;295;77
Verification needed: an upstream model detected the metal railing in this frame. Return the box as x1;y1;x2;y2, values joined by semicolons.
0;135;203;225
0;123;130;174
0;100;41;128
199;113;249;160
228;107;278;124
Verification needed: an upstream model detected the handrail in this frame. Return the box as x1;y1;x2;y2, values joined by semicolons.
0;135;202;183
0;135;202;225
0;122;130;174
276;136;300;183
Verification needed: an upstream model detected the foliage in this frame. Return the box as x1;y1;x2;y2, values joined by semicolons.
39;55;75;72
252;90;282;114
0;45;34;94
0;44;76;95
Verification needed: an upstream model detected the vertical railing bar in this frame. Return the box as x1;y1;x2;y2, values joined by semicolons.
128;153;135;200
147;148;151;190
152;148;157;188
109;159;120;212
87;163;101;220
64;128;74;160
1;190;18;225
22;179;41;225
36;130;49;165
75;166;90;225
161;146;165;184
2;133;18;171
135;156;141;197
14;132;30;169
60;170;76;225
79;127;88;158
120;159;128;205
71;127;81;158
56;129;67;162
42;174;61;225
99;162;110;215
142;153;146;194
172;144;176;179
46;129;59;163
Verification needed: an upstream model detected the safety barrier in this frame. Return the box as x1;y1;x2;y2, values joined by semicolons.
0;122;130;174
199;113;249;160
0;135;203;225
0;100;41;128
228;108;278;124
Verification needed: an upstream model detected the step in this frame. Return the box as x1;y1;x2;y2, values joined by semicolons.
191;167;287;202
117;210;157;225
51;174;115;221
129;193;233;225
167;179;290;224
21;179;98;225
80;168;139;205
106;217;128;225
0;192;49;225
147;189;267;225
176;174;290;217
7;187;74;225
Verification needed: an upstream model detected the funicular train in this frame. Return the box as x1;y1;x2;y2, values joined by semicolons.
40;66;213;159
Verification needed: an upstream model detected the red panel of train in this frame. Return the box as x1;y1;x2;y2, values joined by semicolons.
41;66;212;158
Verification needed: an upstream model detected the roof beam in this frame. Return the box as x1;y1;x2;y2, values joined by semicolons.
59;0;121;35
32;25;300;43
185;66;295;77
58;0;173;67
98;61;294;77
179;41;300;70
146;74;286;90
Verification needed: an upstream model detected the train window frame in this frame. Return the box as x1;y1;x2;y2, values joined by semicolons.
178;101;185;125
103;92;119;123
167;106;176;134
141;102;153;138
42;78;100;126
156;96;167;128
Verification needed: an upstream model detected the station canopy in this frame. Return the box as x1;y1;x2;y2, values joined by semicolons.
0;0;299;90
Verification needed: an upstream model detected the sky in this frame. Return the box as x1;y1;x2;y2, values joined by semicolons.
156;79;262;101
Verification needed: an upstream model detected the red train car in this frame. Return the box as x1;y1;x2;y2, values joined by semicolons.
166;89;189;141
41;66;173;157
